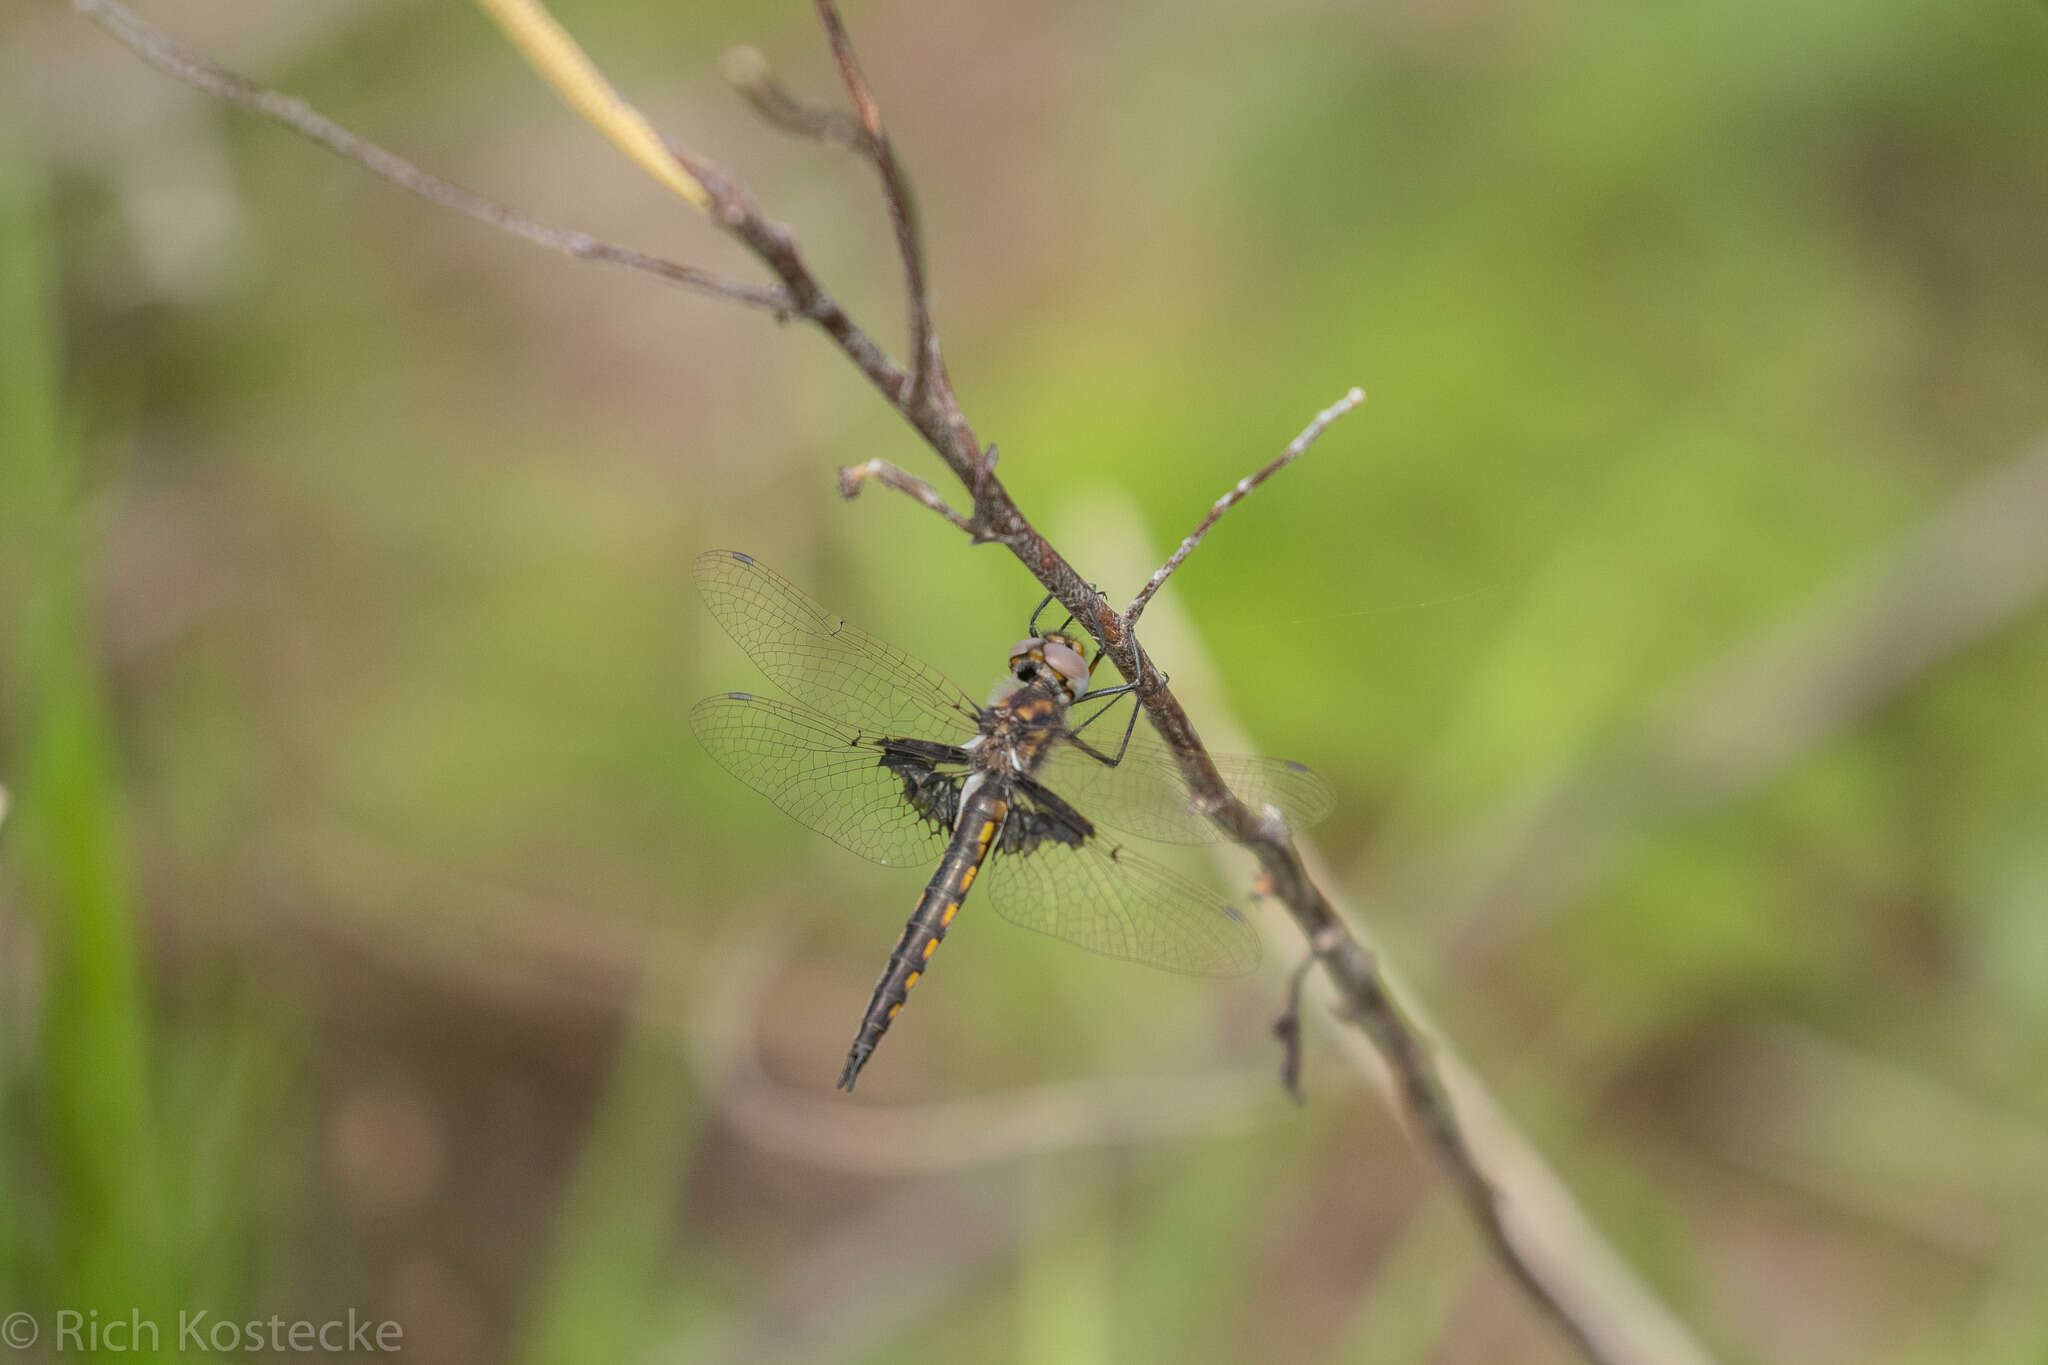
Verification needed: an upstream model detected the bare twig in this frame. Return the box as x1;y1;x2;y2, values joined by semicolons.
1127;386;1366;629
811;1;940;402
1273;942;1321;1105
69;0;791;316
677;153;912;405
837;459;975;534
81;4;1707;1359
723;45;873;154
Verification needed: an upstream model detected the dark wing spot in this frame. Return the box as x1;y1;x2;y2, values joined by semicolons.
1002;783;1094;857
726;690;754;701
731;550;755;565
878;747;963;832
1285;760;1310;773
1223;903;1247;923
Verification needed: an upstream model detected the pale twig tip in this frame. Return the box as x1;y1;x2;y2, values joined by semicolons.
722;44;770;90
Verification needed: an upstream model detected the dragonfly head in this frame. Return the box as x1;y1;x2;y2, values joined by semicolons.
1009;632;1091;703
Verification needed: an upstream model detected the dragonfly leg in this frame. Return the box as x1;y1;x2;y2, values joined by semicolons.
1065;691;1144;769
1066;617;1163;768
1027;591;1078;638
1083;615;1167;703
1027;590;1057;637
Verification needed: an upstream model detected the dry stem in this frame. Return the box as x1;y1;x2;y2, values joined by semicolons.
1128;385;1366;629
810;0;939;400
723;45;873;153
70;0;787;315
836;459;974;533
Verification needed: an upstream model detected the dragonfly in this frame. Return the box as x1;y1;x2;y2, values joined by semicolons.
690;549;1335;1090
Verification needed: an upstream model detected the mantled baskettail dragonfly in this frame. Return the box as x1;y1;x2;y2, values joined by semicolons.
690;550;1334;1090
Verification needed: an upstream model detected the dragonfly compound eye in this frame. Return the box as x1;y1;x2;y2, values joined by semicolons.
1007;638;1040;683
1038;635;1091;701
1010;635;1090;700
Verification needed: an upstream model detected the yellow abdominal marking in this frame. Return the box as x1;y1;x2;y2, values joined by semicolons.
905;970;921;989
921;937;938;960
887;1002;901;1019
977;819;997;848
941;902;958;926
958;863;978;890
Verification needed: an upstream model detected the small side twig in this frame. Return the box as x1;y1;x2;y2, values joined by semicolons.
70;0;791;316
811;0;940;402
1273;948;1318;1105
837;459;976;534
723;45;873;154
1127;386;1366;629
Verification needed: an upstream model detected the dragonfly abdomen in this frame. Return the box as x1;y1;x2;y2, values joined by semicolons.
837;777;1010;1091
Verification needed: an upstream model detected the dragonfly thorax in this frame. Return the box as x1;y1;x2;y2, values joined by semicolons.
1007;631;1091;703
976;685;1070;776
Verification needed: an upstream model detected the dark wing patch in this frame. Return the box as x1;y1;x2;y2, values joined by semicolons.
981;784;1259;977
694;550;982;742
879;738;965;832
1001;776;1093;856
691;693;964;867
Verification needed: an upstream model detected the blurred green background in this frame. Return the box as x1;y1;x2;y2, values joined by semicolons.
5;0;2047;1361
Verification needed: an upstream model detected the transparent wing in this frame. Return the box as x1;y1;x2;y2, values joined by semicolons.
1035;702;1335;845
691;693;956;868
694;549;982;741
981;788;1261;977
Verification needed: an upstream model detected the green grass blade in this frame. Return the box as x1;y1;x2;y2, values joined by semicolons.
0;130;168;1342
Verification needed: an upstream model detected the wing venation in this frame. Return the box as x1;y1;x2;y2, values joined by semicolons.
691;693;960;868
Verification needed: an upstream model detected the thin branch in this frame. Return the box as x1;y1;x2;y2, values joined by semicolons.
1127;386;1366;628
1272;933;1327;1105
837;459;976;534
723;45;873;154
811;0;940;401
677;152;911;403
70;0;790;316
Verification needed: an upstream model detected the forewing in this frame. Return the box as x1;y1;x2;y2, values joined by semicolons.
1035;703;1335;845
694;549;981;741
981;787;1260;977
691;693;956;868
